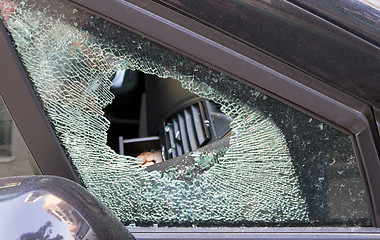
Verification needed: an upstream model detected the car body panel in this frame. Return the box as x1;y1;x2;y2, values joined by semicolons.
148;0;380;109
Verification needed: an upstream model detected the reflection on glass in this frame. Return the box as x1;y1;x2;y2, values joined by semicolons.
0;97;40;177
0;98;13;162
0;0;371;227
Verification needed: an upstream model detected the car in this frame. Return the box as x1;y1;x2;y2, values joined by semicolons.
0;0;379;239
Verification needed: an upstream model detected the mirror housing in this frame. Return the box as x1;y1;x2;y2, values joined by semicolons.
0;175;135;240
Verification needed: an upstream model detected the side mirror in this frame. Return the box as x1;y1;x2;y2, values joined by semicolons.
0;175;135;240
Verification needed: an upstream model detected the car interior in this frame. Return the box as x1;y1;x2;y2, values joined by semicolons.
105;70;231;171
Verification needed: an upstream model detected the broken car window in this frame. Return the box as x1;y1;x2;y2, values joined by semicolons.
0;0;371;227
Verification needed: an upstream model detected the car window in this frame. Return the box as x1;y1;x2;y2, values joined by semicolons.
0;96;40;177
0;0;371;227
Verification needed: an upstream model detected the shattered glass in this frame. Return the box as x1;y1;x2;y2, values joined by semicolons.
0;0;371;226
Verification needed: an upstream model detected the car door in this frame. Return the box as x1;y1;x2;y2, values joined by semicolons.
0;0;380;239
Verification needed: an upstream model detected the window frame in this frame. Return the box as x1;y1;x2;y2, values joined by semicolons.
0;20;79;182
67;0;380;227
0;0;379;237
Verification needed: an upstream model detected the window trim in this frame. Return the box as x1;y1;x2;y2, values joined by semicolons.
127;227;380;239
